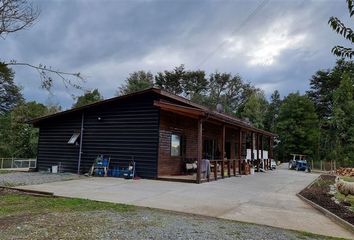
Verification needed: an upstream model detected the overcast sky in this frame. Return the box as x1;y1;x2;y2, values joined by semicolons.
1;0;351;109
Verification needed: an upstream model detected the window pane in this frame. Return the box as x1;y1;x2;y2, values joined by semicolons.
171;134;181;156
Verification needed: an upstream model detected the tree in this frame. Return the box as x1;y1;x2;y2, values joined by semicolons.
264;90;281;132
155;65;185;95
307;59;354;118
331;73;354;165
0;63;23;114
208;71;259;114
239;91;268;129
306;59;354;160
328;0;354;58
73;89;103;108
182;70;208;100
0;0;83;91
0;113;11;156
0;0;39;37
0;101;59;157
276;93;319;161
118;70;154;95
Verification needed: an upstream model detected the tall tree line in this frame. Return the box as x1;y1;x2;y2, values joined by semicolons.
118;65;265;127
307;60;354;166
1;59;354;167
118;61;354;166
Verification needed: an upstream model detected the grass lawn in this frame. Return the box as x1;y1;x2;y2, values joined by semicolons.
0;190;133;217
341;176;354;182
0;189;349;240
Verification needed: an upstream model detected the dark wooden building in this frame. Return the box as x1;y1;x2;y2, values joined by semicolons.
31;88;275;183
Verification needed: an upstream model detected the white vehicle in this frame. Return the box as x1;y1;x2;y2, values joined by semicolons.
271;159;277;170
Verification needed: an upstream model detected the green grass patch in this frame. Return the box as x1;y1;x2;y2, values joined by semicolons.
341;176;354;182
335;192;354;211
313;179;332;188
0;192;134;217
296;230;348;240
0;170;12;174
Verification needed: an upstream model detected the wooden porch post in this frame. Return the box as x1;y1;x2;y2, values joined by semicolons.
269;136;273;169
197;118;203;184
259;134;267;169
221;125;225;178
251;132;254;167
238;130;242;174
256;133;259;172
233;129;236;176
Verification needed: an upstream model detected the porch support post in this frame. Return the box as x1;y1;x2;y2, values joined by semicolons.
238;129;242;174
197;118;203;184
260;135;264;169
256;133;259;172
251;132;254;169
221;125;225;178
269;136;273;168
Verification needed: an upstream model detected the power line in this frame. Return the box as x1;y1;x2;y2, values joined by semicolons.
195;0;270;69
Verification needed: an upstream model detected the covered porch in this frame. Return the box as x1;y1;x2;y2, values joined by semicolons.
155;100;274;183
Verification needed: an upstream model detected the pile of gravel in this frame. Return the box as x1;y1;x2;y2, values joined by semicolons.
0;171;80;187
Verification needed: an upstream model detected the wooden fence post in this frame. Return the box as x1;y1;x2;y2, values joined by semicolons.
334;160;336;171
221;125;225;178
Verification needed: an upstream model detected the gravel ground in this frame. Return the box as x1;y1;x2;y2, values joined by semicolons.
0;209;334;240
0;172;81;187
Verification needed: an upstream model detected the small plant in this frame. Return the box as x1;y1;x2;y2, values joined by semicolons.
313;179;333;188
335;192;354;211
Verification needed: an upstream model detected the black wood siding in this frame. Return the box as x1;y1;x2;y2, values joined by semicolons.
36;93;160;178
36;112;82;172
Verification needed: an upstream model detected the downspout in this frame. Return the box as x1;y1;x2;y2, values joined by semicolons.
77;112;84;174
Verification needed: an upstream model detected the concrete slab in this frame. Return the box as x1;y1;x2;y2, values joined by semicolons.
18;169;354;239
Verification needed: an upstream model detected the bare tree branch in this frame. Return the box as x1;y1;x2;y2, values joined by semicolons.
5;61;85;91
0;0;39;38
0;1;85;94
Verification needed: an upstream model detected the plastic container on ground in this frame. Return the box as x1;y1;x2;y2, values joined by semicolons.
52;165;58;173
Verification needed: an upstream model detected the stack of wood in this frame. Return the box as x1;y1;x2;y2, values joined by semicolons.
336;167;354;176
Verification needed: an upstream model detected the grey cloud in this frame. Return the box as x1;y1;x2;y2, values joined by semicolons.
0;0;351;108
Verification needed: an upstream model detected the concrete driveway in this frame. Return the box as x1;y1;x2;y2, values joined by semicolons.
18;168;353;239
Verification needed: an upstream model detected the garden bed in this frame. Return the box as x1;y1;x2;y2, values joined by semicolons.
299;175;354;225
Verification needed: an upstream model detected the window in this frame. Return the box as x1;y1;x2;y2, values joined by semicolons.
68;132;80;144
171;134;181;156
